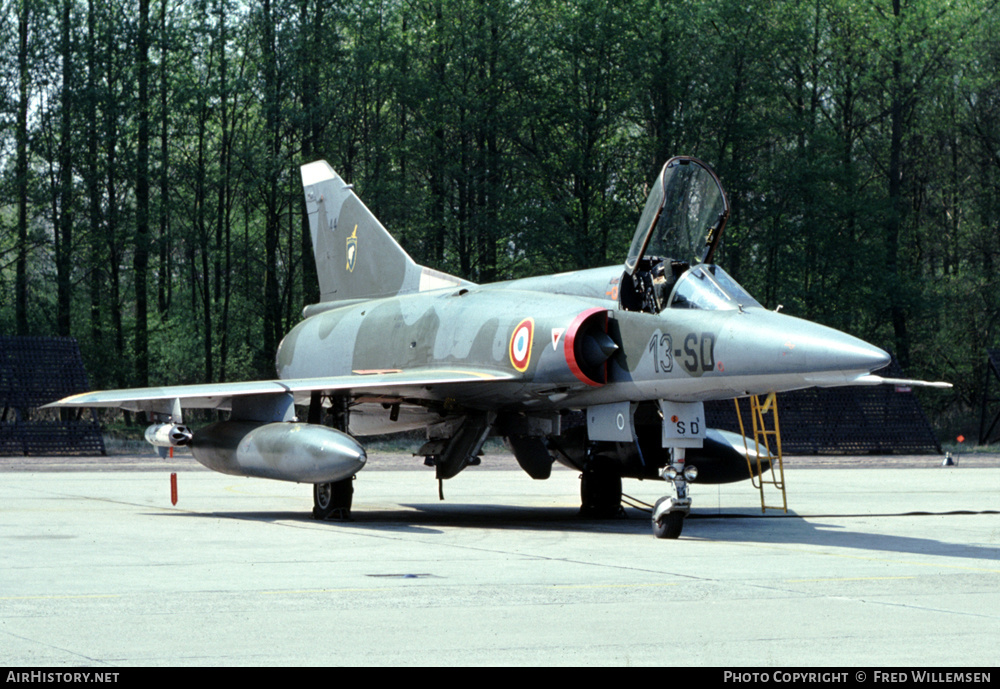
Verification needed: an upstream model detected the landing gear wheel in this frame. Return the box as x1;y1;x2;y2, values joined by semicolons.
313;477;354;520
652;509;684;539
580;464;623;518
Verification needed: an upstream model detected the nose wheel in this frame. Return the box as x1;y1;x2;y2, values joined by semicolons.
651;448;695;538
652;504;685;539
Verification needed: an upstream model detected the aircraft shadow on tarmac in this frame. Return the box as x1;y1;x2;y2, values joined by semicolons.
160;503;1000;561
684;509;1000;563
166;503;640;536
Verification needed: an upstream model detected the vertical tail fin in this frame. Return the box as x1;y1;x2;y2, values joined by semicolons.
300;161;469;304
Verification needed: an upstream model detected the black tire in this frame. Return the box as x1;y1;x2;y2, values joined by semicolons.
312;477;354;520
580;463;623;518
653;510;684;539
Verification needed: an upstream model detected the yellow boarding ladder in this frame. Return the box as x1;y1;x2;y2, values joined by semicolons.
734;393;788;513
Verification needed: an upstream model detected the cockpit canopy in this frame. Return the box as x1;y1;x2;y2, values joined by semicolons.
621;156;748;315
625;156;729;273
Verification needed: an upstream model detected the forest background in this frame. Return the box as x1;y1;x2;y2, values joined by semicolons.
1;0;997;442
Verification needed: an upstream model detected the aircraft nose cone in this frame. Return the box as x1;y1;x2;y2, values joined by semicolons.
789;323;890;373
717;310;890;378
840;339;891;372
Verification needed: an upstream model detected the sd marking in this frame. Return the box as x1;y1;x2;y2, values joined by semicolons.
670;415;701;436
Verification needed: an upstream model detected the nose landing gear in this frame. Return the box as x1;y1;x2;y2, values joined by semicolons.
651;448;697;539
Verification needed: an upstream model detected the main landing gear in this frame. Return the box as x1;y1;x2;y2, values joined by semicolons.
579;458;624;518
311;395;356;521
313;476;355;520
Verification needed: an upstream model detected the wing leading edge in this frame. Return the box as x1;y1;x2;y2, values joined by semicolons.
44;368;517;417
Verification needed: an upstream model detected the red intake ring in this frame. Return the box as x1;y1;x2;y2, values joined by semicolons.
564;307;611;387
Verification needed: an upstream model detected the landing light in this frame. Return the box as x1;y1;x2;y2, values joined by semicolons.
661;465;698;482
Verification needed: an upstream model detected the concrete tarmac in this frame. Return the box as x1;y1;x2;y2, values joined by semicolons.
1;453;998;667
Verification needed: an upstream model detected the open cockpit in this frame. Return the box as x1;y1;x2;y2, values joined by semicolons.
619;156;754;315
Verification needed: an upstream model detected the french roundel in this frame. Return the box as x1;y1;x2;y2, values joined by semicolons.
509;318;534;372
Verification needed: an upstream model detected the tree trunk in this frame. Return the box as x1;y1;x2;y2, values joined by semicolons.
886;0;911;369
135;0;151;387
87;0;103;373
262;0;282;366
158;0;171;316
56;0;73;338
16;0;29;335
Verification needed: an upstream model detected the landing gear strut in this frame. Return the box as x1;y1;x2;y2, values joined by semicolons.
313;476;354;520
312;395;355;521
651;448;695;539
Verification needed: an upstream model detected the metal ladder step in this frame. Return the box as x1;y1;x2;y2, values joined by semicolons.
734;393;788;513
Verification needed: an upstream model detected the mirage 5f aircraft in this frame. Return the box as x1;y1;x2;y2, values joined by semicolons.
49;156;948;538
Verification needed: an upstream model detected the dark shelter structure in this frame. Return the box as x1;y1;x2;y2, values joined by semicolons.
706;359;941;454
0;336;105;456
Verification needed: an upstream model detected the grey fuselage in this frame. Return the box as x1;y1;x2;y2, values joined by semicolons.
275;264;889;433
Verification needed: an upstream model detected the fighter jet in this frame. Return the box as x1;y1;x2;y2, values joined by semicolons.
48;156;949;538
